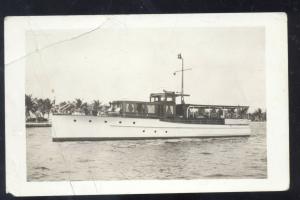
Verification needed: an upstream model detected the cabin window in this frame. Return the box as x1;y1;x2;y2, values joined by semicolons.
188;107;198;118
198;108;205;116
126;103;135;113
142;104;148;113
137;104;142;113
217;109;223;118
151;97;159;102
137;103;148;114
165;105;174;115
147;105;155;114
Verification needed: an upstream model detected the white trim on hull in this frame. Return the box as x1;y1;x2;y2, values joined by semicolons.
51;115;251;141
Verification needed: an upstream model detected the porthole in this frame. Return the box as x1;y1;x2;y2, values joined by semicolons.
119;121;122;124
154;130;157;133
165;131;168;133
89;120;92;122
73;119;77;122
133;122;136;124
104;121;107;123
142;130;145;133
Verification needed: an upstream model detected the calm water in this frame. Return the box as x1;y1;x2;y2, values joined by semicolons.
27;122;267;181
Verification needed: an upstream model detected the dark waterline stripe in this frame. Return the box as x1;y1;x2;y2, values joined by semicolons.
53;135;250;142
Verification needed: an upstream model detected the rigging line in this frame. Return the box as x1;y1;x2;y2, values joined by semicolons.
5;18;110;66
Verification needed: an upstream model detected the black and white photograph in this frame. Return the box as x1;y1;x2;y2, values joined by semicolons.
5;13;289;196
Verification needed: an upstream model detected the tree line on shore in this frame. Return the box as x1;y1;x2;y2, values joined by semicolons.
25;95;53;122
25;94;267;122
25;94;107;122
56;98;106;116
248;108;267;121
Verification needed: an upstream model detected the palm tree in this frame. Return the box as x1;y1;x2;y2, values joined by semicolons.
256;108;262;121
25;94;36;119
43;98;53;119
36;98;45;118
81;102;89;115
239;107;249;118
75;98;82;109
262;111;267;121
92;100;101;116
251;108;263;121
26;95;55;121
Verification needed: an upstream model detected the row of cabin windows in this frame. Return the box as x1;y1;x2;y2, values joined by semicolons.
112;103;174;115
187;107;248;119
150;96;175;102
125;104;156;114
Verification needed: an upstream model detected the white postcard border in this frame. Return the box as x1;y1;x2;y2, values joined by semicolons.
5;13;289;196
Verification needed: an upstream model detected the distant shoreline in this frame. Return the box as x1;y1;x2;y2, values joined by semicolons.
26;122;52;128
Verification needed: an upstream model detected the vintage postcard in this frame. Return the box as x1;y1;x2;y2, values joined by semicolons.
5;13;289;196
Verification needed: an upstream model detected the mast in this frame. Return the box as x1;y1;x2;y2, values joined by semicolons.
174;53;191;104
181;55;184;104
178;53;184;104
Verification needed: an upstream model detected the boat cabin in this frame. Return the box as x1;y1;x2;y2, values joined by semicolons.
108;100;158;118
107;90;249;121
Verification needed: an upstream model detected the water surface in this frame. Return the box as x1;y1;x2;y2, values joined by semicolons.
27;122;267;181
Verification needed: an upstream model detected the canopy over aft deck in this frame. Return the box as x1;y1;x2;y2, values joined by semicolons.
185;104;249;110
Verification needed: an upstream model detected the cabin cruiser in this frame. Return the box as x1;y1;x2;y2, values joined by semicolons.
52;90;250;141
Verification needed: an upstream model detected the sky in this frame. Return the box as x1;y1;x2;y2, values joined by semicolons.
26;26;265;111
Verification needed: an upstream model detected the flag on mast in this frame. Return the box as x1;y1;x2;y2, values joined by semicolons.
178;53;182;59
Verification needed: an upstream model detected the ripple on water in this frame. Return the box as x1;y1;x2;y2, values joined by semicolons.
26;122;267;181
33;166;50;171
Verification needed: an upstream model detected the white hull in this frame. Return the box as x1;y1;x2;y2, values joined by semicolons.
51;115;251;141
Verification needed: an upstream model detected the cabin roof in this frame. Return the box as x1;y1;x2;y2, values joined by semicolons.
150;93;190;97
112;100;149;104
111;100;175;105
184;104;249;109
150;90;190;98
